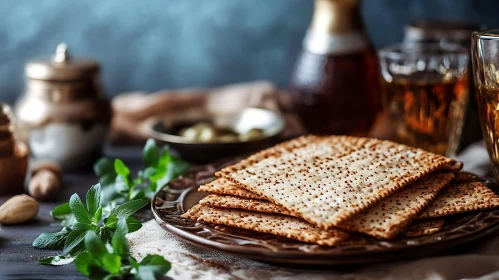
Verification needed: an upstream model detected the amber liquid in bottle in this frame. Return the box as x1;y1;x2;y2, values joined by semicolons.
289;0;380;136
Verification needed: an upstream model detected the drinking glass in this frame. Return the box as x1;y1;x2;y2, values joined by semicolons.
378;43;469;156
472;29;499;182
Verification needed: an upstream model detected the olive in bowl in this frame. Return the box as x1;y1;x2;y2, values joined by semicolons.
150;108;285;163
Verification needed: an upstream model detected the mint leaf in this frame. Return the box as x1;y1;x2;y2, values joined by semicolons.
93;206;103;223
158;146;171;169
125;216;142;233
104;214;118;229
114;159;130;177
85;231;108;260
69;194;92;225
128;256;139;269
51;202;71;220
74;252;96;276
94;158;115;177
86;184;101;216
111;199;148;219
112;219;129;257
129;189;145;200
157;158;190;188
136;255;171;279
73;222;95;232
99;173;117;189
39;254;76;266
101;253;121;274
63;228;88;255
33;227;71;250
143;139;159;168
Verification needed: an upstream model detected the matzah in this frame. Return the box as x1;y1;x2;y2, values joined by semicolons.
439;161;463;173
404;219;445;237
217;135;455;229
337;172;454;239
203;173;454;239
418;181;499;219
199;194;297;216
453;171;479;182
198;178;265;200
181;205;349;246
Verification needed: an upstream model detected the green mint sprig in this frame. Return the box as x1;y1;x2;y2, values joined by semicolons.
32;139;180;278
33;184;147;264
75;220;170;279
94;139;190;205
49;139;189;228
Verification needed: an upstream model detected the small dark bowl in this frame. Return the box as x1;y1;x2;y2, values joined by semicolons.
150;108;285;163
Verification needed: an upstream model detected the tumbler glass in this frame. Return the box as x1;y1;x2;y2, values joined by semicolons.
379;43;469;156
472;29;499;182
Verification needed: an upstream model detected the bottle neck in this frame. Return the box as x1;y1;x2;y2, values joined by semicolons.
304;0;368;55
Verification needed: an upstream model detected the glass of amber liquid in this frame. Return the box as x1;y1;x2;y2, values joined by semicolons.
378;43;469;156
472;30;499;182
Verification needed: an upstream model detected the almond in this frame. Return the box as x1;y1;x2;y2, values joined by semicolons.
0;194;39;224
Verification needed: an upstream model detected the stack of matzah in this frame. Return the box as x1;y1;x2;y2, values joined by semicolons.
182;135;499;245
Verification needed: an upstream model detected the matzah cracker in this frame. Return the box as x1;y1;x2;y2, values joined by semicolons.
336;172;454;239
217;135;455;229
198;178;265;200
454;171;479;182
404;219;445;237
199;194;298;216
199;173;453;239
418;181;499;219
181;204;204;220
181;205;349;246
439;161;463;173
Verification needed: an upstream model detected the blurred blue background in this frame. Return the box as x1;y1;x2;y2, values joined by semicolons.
0;0;498;103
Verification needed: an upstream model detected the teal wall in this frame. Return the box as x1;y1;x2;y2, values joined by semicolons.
0;0;497;102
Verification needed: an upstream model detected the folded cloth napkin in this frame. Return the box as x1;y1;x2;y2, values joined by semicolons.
110;81;303;144
127;141;499;280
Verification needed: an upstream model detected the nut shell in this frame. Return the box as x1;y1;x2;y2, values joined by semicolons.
29;170;61;201
0;194;39;224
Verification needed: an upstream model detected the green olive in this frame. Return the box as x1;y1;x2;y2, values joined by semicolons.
239;128;264;141
179;127;198;139
198;126;217;142
219;134;238;142
179;122;265;143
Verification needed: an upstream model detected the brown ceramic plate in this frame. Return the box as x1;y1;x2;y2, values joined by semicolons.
152;156;499;266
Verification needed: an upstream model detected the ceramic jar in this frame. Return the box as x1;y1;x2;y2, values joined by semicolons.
15;43;111;170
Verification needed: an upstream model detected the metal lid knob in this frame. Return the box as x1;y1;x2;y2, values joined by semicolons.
52;43;71;64
25;43;100;81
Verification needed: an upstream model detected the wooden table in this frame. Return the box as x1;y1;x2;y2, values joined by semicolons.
0;146;143;279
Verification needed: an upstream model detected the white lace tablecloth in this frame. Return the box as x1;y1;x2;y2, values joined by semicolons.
127;142;499;280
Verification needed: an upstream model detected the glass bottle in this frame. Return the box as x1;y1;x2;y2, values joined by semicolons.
289;0;380;136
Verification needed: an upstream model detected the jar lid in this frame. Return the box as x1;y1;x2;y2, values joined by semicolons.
405;19;481;42
25;43;100;81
